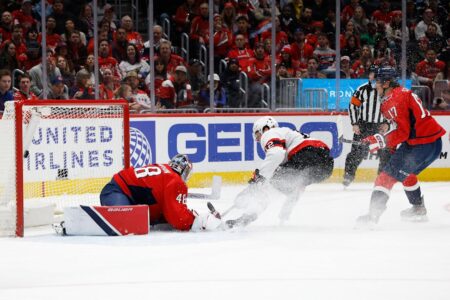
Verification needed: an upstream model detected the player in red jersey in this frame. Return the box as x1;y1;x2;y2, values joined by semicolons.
358;66;446;226
100;154;222;231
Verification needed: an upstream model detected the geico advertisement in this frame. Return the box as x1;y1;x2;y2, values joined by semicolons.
129;114;448;173
24;118;124;182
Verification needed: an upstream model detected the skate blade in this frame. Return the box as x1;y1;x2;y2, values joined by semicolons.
401;215;429;223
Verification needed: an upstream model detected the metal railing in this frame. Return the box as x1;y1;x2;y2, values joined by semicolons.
181;33;189;62
277;78;299;108
261;83;270;108
203;107;271;113
300;88;328;111
140;108;200;114
219;59;227;75
162;16;171;42
131;0;139;33
239;72;249;108
199;45;208;79
12;69;25;90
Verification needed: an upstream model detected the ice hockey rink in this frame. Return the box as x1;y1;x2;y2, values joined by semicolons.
1;182;450;300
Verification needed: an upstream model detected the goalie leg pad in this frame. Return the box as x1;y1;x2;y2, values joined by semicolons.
62;205;149;236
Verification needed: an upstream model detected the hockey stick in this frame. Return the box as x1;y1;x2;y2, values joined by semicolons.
188;175;222;199
207;201;257;229
336;115;367;146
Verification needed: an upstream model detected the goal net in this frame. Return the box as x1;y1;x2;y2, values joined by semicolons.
0;100;130;237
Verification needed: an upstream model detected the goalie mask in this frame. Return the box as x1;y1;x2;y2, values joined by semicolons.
253;116;279;140
169;154;193;182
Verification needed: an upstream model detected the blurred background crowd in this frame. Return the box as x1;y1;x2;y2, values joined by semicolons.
0;0;449;112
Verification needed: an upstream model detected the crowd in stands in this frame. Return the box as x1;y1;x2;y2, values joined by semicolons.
0;0;449;112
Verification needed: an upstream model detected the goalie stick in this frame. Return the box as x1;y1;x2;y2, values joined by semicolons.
188;176;222;200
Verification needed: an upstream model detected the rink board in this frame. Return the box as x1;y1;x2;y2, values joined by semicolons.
130;113;450;185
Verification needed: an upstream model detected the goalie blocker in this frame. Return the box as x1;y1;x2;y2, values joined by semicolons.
57;205;149;236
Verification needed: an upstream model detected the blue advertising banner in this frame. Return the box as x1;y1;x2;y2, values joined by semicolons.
299;79;412;110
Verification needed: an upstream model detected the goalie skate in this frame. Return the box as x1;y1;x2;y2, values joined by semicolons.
400;205;428;222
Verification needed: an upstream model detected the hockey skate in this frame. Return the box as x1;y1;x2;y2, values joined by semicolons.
342;175;353;189
400;204;428;222
355;213;380;229
225;213;258;229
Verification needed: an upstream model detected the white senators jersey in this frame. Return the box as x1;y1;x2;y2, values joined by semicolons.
258;127;329;179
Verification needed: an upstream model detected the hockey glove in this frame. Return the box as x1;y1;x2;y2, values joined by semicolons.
248;169;265;184
363;134;386;153
191;211;223;231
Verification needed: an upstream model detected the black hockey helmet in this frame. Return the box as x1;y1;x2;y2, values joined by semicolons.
376;66;398;83
368;64;379;76
169;154;193;182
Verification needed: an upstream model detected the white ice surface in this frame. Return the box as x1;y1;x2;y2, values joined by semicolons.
1;182;450;300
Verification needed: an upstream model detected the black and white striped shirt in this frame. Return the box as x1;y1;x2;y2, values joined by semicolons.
348;82;384;125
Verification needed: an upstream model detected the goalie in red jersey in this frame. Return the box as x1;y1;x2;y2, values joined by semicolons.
100;154;222;231
358;66;446;226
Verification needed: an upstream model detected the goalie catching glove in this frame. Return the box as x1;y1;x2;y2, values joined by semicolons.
248;169;265;184
363;134;386;153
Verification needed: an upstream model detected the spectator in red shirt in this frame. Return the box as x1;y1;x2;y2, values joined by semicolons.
99;67;119;100
12;0;36;34
227;33;255;69
244;42;271;107
372;0;393;24
415;49;446;88
211;14;233;61
276;45;300;77
98;39;121;79
4;25;27;58
14;72;38;100
351;44;374;78
290;28;314;67
235;0;256;27
260;18;289;53
341;0;360;24
190;2;210;56
38;16;61;52
0;11;14;42
173;0;198;34
66;30;87;72
156;39;187;75
221;2;236;32
158;65;193;108
120;15;144;51
145;58;168;97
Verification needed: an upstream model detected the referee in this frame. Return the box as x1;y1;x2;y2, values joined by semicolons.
343;65;390;187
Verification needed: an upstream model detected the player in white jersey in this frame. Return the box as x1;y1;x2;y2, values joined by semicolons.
225;116;334;228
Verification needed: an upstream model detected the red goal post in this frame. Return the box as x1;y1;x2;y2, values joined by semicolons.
0;100;130;237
